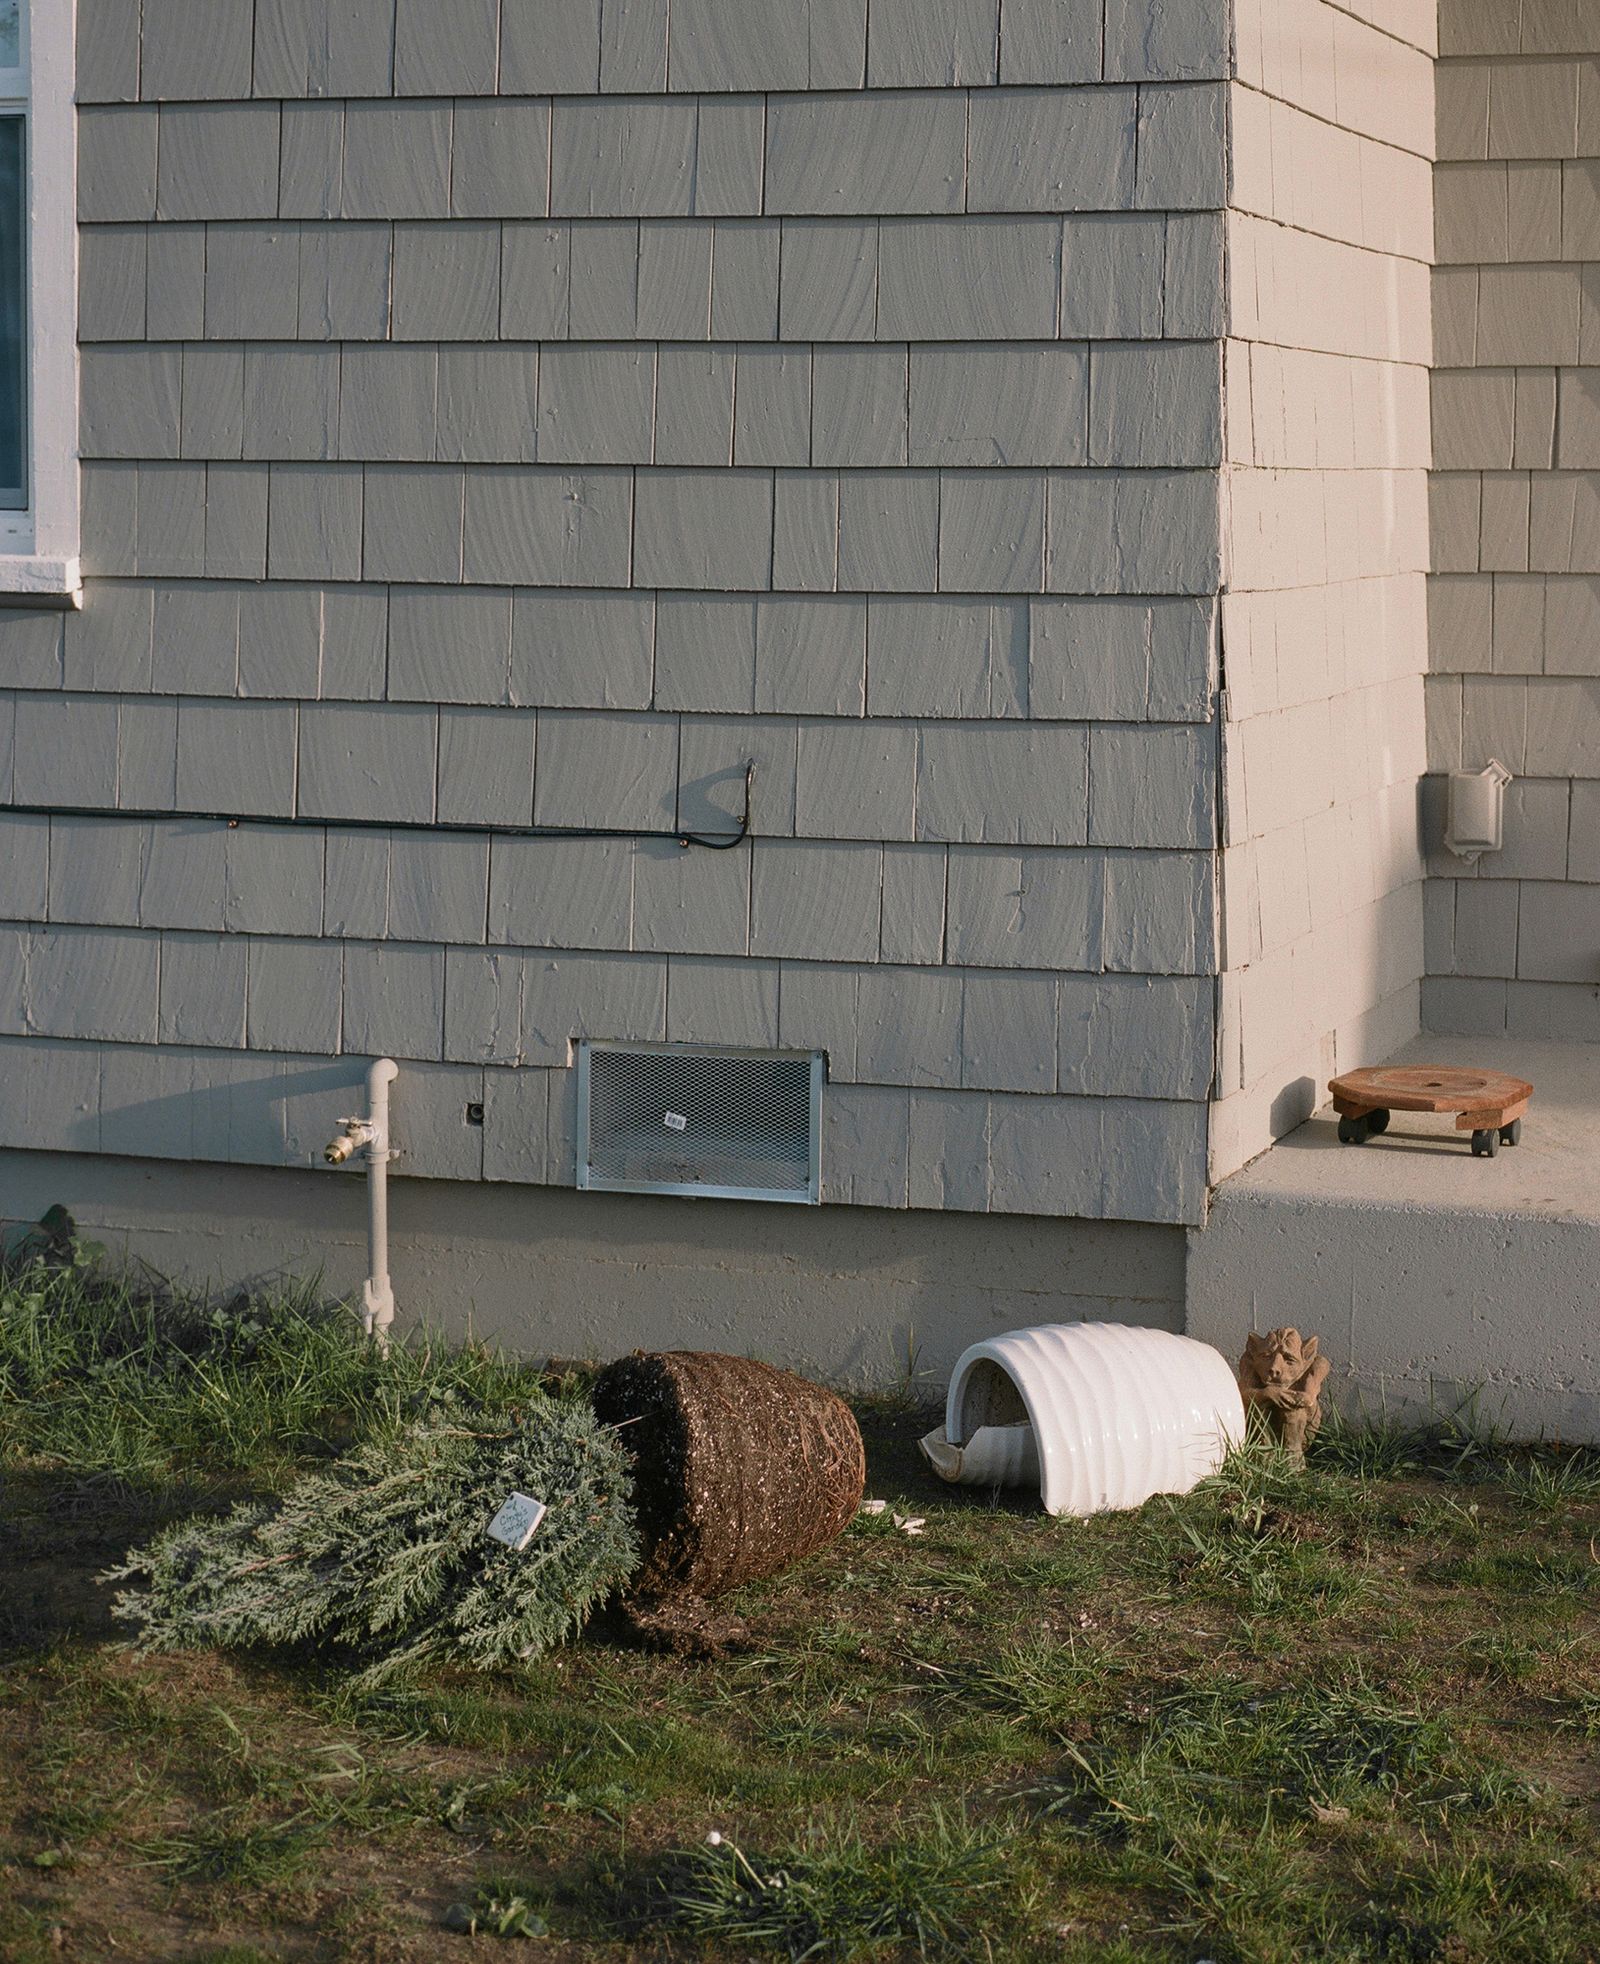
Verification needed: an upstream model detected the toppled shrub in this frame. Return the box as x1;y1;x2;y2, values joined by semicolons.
107;1396;637;1683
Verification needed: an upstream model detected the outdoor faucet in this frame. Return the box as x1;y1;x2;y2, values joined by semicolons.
325;1116;377;1164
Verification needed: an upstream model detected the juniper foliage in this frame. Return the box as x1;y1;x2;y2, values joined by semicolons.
108;1398;638;1682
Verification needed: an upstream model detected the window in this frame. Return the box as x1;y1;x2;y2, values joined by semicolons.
1;75;26;512
0;0;78;604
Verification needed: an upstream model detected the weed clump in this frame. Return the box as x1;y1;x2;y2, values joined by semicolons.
654;1811;1011;1959
0;1249;552;1493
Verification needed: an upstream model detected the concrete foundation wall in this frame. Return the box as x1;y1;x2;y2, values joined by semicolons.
1425;1;1600;1040
1209;0;1435;1177
1189;1192;1600;1445
0;1147;1184;1388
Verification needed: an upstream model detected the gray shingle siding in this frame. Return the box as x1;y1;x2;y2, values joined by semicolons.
6;0;1233;1224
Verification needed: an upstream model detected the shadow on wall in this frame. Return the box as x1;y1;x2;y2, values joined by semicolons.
1267;1075;1318;1141
1245;754;1437;1161
1417;775;1441;853
101;1058;375;1166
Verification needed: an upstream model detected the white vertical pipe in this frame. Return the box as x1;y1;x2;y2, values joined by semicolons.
360;1058;399;1344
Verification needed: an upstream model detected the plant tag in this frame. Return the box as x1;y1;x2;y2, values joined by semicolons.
486;1492;547;1551
664;1111;688;1131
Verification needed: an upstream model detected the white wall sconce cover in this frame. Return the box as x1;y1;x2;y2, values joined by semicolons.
937;1322;1246;1517
1445;759;1513;864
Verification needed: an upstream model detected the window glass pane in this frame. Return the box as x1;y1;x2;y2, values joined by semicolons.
0;3;17;70
0;115;22;510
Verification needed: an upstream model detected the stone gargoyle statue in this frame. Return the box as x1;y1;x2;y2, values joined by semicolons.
1239;1328;1330;1463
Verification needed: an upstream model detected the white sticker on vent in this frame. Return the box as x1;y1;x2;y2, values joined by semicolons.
664;1111;688;1131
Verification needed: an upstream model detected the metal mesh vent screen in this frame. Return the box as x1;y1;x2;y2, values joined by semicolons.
577;1042;821;1203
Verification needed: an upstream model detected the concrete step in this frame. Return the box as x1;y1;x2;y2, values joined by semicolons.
1188;1036;1600;1444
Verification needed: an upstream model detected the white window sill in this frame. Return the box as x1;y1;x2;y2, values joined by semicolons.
0;554;82;607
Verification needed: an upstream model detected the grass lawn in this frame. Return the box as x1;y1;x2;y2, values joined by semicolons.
2;1256;1598;1961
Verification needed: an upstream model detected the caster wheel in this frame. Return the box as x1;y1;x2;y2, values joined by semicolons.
1338;1115;1371;1145
1471;1129;1499;1158
1367;1108;1391;1136
1499;1118;1522;1147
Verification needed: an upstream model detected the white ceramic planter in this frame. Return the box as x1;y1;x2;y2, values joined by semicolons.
927;1322;1246;1517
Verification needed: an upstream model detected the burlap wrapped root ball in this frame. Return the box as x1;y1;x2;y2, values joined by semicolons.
107;1397;638;1684
592;1351;866;1651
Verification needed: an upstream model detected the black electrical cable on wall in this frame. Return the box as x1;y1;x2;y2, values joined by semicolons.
1;762;756;853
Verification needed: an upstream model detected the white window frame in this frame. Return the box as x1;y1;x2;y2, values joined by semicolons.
0;0;79;606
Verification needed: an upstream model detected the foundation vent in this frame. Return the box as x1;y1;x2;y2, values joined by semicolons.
576;1042;824;1204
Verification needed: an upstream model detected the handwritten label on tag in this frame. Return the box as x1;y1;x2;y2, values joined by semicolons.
486;1492;547;1551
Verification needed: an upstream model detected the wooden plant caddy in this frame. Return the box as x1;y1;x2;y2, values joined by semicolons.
1328;1065;1533;1160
